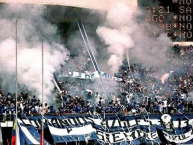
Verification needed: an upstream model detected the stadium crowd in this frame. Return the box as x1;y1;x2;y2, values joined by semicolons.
0;45;193;119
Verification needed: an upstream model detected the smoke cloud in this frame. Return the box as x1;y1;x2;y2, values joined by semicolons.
0;4;68;103
96;3;172;74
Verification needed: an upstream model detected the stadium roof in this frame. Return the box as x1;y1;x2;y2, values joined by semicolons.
0;0;137;10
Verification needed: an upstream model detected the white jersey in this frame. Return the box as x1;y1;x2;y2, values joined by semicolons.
35;105;39;113
117;98;121;104
159;105;163;112
126;96;130;104
39;106;43;114
163;100;167;107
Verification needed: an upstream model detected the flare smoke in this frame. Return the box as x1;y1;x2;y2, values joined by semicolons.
97;3;172;74
0;4;68;103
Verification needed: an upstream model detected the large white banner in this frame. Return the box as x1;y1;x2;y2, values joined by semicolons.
58;71;122;81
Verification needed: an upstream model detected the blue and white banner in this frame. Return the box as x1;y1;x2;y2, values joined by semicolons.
57;71;122;81
17;114;193;144
48;124;97;143
17;119;50;145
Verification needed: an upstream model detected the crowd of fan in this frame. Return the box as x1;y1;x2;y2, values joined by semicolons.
0;45;193;118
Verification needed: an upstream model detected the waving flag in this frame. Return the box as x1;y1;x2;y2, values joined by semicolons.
11;119;16;145
19;124;50;145
11;119;25;145
17;118;50;145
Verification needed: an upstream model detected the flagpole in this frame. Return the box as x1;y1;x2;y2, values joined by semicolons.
41;39;44;145
15;19;18;145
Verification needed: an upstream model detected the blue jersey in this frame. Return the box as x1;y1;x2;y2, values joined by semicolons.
0;104;4;114
105;106;111;113
8;106;15;112
85;105;90;112
59;107;63;112
31;98;37;104
75;105;82;113
116;105;121;112
154;105;159;112
30;107;36;113
90;107;94;113
24;107;30;114
177;102;183;110
73;105;76;111
17;107;22;114
50;108;56;114
111;106;116;113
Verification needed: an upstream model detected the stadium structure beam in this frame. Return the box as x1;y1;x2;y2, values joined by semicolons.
77;20;108;99
0;0;137;10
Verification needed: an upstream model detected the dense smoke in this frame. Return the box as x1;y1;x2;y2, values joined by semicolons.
0;4;68;103
97;3;172;74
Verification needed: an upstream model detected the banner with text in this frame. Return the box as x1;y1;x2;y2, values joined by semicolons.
17;114;193;144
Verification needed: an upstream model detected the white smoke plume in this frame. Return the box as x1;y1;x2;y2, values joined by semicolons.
97;3;172;74
0;4;68;103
